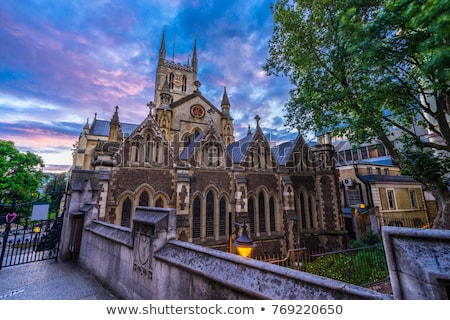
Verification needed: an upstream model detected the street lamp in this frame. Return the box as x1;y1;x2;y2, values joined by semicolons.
232;223;256;258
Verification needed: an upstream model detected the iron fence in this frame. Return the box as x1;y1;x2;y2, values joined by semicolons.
0;216;62;270
259;244;389;287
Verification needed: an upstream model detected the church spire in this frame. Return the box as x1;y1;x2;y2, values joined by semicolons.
192;37;198;75
159;28;166;61
111;105;120;125
109;106;122;141
221;87;230;117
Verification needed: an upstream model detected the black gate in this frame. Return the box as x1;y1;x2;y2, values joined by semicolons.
0;215;63;270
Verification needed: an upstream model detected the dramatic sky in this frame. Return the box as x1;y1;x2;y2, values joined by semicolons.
0;0;299;172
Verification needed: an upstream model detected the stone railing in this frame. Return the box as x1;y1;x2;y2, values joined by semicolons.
68;206;392;300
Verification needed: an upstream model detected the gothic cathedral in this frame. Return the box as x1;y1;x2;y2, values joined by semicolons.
70;31;346;255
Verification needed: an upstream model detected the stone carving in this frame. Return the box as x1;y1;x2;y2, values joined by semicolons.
133;224;154;281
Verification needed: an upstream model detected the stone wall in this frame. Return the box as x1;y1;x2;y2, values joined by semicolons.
382;226;450;299
71;206;392;300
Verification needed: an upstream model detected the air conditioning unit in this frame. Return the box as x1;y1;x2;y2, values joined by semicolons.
343;178;354;187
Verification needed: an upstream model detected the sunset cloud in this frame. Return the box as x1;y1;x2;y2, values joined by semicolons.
0;0;298;171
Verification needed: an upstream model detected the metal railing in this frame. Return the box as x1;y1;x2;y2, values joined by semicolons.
259;244;389;287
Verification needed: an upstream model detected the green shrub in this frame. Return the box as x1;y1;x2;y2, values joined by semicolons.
303;245;389;286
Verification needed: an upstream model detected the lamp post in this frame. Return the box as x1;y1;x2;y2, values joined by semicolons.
228;212;257;258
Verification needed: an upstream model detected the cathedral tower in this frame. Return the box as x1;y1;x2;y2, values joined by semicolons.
153;30;199;107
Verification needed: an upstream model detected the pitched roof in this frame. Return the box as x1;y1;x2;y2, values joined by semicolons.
179;119;226;161
179;134;202;161
272;141;295;166
89;119;138;138
358;174;420;184
227;132;255;164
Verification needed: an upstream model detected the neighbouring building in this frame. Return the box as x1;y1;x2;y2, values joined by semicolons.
333;139;436;239
66;31;347;258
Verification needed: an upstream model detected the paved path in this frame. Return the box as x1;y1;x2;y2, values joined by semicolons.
0;260;118;300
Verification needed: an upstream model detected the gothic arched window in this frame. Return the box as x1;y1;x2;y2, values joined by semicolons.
134;142;139;162
182;75;187;92
192;197;201;239
309;196;315;229
300;192;306;230
155;142;160;163
183;134;191;147
121;198;132;228
219;197;227;237
248;197;255;234
206;191;214;237
258;192;266;233
168;73;174;89
145;135;151;163
139;191;149;207
155;197;164;208
269;197;276;232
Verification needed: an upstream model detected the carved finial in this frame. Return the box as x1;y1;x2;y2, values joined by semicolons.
207;108;215;122
247;125;252;135
255;115;261;127
147;101;155;115
194;80;201;92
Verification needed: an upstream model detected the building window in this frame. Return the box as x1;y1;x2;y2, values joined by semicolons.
258;192;266;233
308;196;315;229
352;149;359;161
300;192;306;230
139;191;149;206
384;168;389;175
182;75;187;92
121;198;132;227
409;190;418;208
269;197;276;232
192;197;201;238
155;142;160;163
368;145;378;158
206;191;214;237
207;144;221;167
387;189;396;210
145;135;151;163
360;147;368;159
347;190;361;206
345;150;353;162
133;142;139;162
367;167;372;175
248;197;255;233
219;197;226;236
377;144;387;156
183;134;191;147
155;197;164;208
376;167;381;175
168;73;174;89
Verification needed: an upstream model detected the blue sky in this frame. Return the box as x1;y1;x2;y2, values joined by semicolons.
0;0;299;172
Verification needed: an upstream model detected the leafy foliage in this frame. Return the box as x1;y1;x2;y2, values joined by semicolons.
351;229;383;248
264;0;450;228
44;173;68;216
304;245;389;286
0;140;45;206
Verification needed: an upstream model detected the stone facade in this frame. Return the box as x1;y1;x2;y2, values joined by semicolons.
69;31;346;255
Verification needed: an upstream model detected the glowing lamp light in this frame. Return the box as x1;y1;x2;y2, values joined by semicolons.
232;225;257;258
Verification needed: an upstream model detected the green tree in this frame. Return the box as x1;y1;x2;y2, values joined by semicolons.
44;173;68;216
0;140;45;209
264;0;450;229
